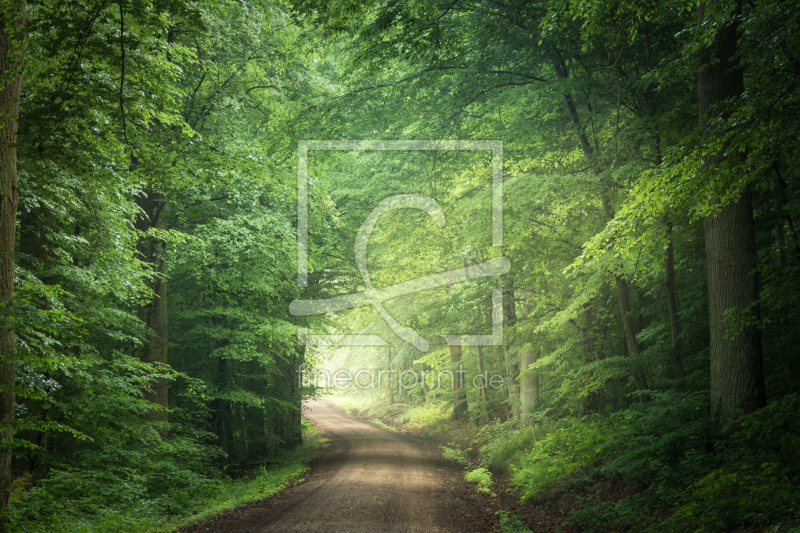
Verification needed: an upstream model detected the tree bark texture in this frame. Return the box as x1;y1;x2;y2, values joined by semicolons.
704;191;765;416
0;0;25;514
135;192;169;432
698;1;765;418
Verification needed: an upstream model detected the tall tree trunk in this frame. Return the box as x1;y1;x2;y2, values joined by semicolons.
519;347;539;424
0;1;24;516
552;56;593;158
503;283;520;419
614;275;651;402
555;57;649;403
664;219;685;380
704;191;765;416
449;341;467;420
577;302;596;415
476;345;489;425
517;296;539;423
602;198;650;402
698;1;765;418
135;192;169;435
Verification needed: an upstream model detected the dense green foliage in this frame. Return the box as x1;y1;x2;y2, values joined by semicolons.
1;0;799;531
4;0;331;530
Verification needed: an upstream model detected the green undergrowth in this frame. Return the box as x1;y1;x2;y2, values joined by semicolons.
505;392;800;532
7;421;328;533
465;467;493;494
391;402;451;428
494;510;533;533
437;441;495;496
439;442;472;465
329;392;800;532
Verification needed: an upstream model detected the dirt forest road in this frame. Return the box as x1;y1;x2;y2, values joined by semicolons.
181;400;497;533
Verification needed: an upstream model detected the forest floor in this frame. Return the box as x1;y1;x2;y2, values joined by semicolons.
177;400;499;532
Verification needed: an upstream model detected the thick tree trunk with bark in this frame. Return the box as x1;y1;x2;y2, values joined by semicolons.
0;1;24;515
704;190;765;416
698;1;765;418
135;192;169;434
704;191;765;416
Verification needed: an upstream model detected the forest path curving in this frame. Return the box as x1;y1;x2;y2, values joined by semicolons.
180;399;497;533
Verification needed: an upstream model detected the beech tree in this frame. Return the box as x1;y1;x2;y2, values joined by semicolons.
698;1;765;417
0;0;24;515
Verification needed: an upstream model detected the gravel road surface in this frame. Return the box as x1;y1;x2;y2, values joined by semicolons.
180;399;496;533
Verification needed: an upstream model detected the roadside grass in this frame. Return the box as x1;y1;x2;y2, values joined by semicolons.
391;402;450;428
369;418;397;432
163;421;328;531
162;460;308;532
326;392;475;444
8;421;328;533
